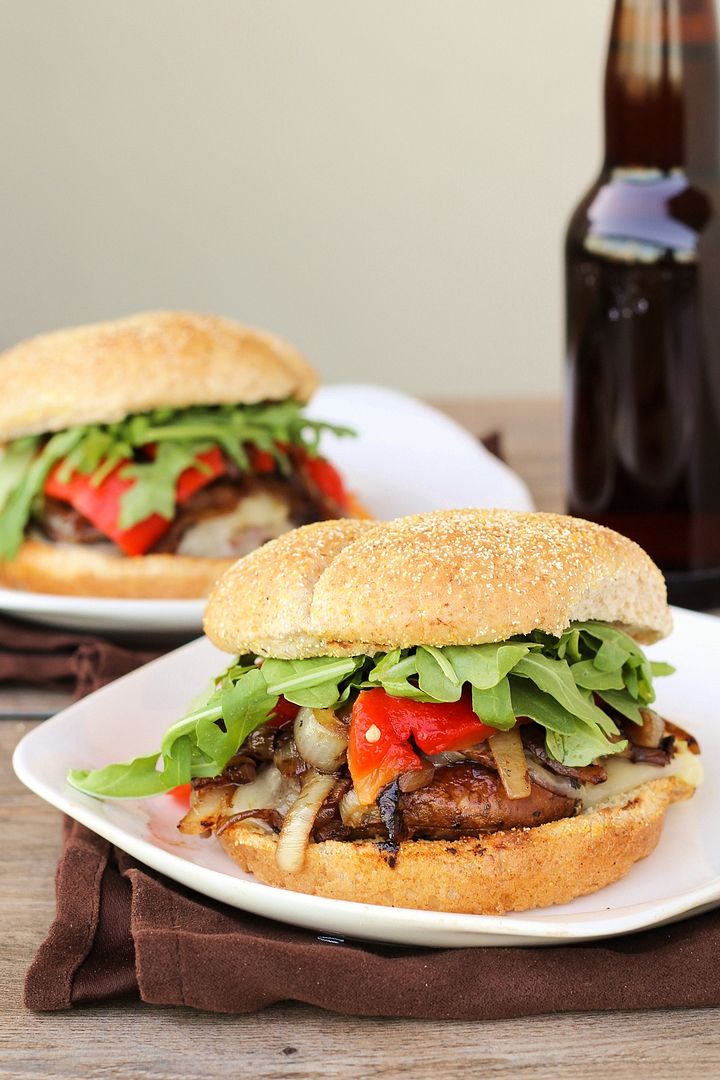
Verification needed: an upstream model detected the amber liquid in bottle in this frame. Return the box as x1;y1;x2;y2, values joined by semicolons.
566;0;720;608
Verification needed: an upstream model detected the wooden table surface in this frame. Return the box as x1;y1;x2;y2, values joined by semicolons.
2;398;718;1080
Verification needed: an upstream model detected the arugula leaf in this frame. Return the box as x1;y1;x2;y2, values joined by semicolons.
545;729;621;768
577;621;641;657
118;441;211;528
596;688;644;725
0;427;88;559
211;668;278;767
416;646;462;701
367;649;410;683
261;656;363;700
471;678;516;730
441;642;534;690
593;637;633;672
279;677;355;709
557;628;582;663
0;437;40;513
59;428;131;485
69;659;273;799
650;661;675;678
509;680;586;737
68;734;194;798
510;681;624;765
512;653;617;734
569;659;625;691
367;651;433;699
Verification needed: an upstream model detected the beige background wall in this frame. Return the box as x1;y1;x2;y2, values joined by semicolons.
0;1;612;396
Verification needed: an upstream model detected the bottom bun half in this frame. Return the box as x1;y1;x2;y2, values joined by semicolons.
0;539;234;599
217;775;695;915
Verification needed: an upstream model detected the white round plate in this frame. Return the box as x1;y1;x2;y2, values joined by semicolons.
0;384;532;636
12;607;720;948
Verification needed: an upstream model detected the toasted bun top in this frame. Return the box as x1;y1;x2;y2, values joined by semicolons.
0;311;318;438
203;509;672;657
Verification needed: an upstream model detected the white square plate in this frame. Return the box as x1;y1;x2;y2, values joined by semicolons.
0;384;531;636
13;606;719;948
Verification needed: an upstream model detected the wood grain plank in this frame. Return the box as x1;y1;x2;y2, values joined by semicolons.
0;687;74;720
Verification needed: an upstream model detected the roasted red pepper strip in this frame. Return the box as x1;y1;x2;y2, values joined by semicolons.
293;447;350;510
44;447;226;556
251;442;351;509
248;447;277;474
303;455;348;507
173;447;226;502
348;689;498;805
168;783;192;805
267;696;300;728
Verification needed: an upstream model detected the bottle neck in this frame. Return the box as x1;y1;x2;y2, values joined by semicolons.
604;0;720;173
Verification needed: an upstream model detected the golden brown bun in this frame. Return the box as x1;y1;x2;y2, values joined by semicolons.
217;774;693;915
0;539;233;599
203;509;671;657
0;311;318;438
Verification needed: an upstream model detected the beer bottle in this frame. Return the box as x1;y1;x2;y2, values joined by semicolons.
566;0;720;608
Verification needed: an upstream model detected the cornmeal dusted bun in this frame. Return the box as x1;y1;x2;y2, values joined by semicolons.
0;311;318;439
203;509;672;658
0;539;233;599
215;773;694;914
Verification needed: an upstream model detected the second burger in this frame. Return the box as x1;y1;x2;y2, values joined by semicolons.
0;311;365;598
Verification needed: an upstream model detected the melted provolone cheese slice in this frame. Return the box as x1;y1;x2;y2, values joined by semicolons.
580;741;703;810
177;493;292;558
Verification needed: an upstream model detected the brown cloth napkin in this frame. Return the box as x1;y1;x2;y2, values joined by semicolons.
25;818;720;1018
0;615;166;698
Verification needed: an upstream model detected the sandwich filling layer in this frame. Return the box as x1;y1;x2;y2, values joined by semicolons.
0;400;357;563
69;621;701;873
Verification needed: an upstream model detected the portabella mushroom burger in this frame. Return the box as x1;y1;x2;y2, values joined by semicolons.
69;510;702;914
0;311;363;598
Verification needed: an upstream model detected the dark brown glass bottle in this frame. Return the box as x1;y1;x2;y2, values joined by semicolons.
566;0;720;608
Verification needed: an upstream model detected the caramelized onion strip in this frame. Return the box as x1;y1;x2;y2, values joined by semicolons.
633;708;666;748
489;728;531;800
293;707;348;773
275;769;336;873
